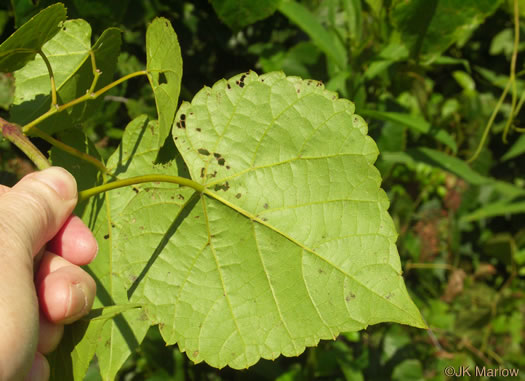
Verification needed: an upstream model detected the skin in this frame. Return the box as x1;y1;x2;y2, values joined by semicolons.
0;167;97;381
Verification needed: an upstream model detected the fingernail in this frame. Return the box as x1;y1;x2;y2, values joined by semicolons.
35;167;77;201
67;282;88;319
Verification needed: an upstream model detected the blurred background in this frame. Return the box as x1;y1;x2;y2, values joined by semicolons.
1;0;524;380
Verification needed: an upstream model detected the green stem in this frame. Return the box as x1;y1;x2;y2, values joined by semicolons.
467;79;511;163
31;127;107;173
88;51;101;94
0;117;51;170
38;49;58;107
78;175;205;202
23;70;149;134
502;0;520;143
405;263;455;271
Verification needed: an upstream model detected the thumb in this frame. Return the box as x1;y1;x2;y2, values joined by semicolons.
0;167;77;258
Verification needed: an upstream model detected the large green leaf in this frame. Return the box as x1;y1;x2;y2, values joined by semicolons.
392;0;502;62
146;17;182;148
211;0;281;30
0;3;66;72
11;20;121;134
81;72;422;372
58;72;424;377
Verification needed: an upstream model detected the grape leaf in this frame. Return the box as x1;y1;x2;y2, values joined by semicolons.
0;3;66;72
57;72;424;377
11;20;121;134
70;72;424;375
165;71;424;368
146;17;182;148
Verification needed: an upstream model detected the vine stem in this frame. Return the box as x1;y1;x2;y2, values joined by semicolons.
467;0;521;163
78;175;205;202
22;70;148;134
38;49;58;107
0;117;51;170
31;126;107;173
502;0;520;143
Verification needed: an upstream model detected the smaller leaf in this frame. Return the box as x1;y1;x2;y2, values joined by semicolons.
211;0;281;30
361;110;457;153
392;0;502;62
461;200;525;222
48;319;106;381
146;17;182;147
502;134;525;161
407;147;488;185
0;3;66;72
11;21;122;135
278;1;347;69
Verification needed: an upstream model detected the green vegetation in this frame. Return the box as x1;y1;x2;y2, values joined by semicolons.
0;1;524;380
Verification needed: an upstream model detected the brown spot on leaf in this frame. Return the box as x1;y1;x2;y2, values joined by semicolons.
198;148;210;156
177;194;185;200
235;193;241;199
346;292;356;301
218;158;225;166
200;168;205;178
214;182;230;191
132;187;139;194
104;234;110;240
196;128;201;132
180;114;186;121
263;203;269;209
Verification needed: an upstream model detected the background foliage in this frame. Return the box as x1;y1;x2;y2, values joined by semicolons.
0;0;524;380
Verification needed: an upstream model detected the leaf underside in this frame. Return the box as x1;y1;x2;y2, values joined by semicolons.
63;71;424;378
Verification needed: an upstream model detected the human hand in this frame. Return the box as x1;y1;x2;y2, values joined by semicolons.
0;167;97;381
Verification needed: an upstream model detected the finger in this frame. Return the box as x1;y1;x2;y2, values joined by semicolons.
47;215;98;265
36;252;96;324
37;311;63;355
0;184;9;195
0;167;77;258
24;352;49;381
